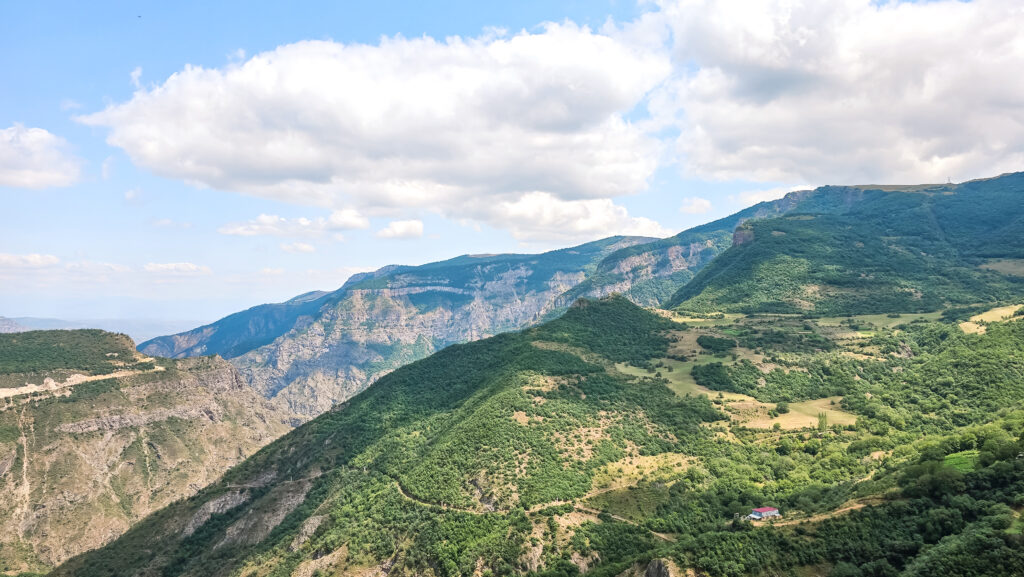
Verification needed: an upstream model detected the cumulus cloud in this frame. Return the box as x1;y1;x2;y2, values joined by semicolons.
679;196;712;214
375;220;424;239
143;262;212;275
281;242;317;253
78;24;669;230
0;253;60;268
218;209;368;238
652;0;1024;184
479;192;670;243
0;124;81;189
74;1;1024;240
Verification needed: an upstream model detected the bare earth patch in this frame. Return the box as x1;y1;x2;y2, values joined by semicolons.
960;304;1022;334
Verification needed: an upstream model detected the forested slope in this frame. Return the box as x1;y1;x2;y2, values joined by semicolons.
54;297;1024;577
670;173;1024;314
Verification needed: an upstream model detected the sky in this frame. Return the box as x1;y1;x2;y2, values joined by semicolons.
3;0;1024;324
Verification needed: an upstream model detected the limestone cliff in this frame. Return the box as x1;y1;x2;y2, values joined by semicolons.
0;332;293;573
232;237;652;416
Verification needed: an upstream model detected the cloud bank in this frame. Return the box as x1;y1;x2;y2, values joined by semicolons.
77;1;1024;241
80;23;669;242
653;0;1024;184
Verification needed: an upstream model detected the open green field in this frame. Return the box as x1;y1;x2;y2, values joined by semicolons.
944;449;979;473
586;484;671;522
981;258;1024;277
814;311;944;329
616;358;754;401
748;397;858;430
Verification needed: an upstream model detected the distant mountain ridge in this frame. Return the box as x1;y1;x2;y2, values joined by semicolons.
670;173;1024;314
0;317;29;333
141;235;730;416
0;317;208;342
140;171;1024;418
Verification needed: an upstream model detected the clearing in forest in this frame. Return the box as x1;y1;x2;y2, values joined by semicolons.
959;304;1023;334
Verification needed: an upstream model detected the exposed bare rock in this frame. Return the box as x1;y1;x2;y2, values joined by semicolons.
0;352;293;570
58;405;224;434
182;490;249;537
289;514;326;551
216;480;311;548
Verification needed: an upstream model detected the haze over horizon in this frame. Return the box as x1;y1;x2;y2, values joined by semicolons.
4;0;1024;322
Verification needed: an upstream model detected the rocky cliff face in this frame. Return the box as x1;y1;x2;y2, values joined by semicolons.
140;222;794;419
0;339;293;573
233;239;650;416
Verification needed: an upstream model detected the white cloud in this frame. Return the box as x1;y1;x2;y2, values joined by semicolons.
218;210;369;238
60;99;82;111
78;24;670;230
143;262;212;275
375;220;424;239
130;66;142;89
0;253;60;268
124;188;141;202
731;184;814;206
260;267;285;275
64;261;131;274
679;196;712;214
281;242;316;253
479;192;670;243
652;0;1024;184
0;124;81;189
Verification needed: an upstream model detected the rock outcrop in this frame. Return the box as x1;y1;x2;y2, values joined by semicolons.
0;342;293;572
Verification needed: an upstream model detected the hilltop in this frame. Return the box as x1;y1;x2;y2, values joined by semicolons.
670;173;1024;314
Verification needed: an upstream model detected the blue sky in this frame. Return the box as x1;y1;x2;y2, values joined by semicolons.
3;0;1022;323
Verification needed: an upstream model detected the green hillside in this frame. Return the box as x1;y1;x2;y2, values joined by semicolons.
53;297;1024;577
670;173;1024;314
0;330;139;378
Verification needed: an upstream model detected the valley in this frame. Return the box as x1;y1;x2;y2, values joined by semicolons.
49;295;1024;577
6;173;1024;577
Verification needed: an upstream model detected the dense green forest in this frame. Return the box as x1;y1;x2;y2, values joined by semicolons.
53;294;1024;577
0;329;140;377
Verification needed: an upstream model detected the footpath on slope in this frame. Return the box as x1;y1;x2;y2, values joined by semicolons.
390;477;677;542
0;363;165;401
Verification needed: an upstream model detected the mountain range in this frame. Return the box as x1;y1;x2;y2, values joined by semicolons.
5;172;1024;576
139;173;1024;419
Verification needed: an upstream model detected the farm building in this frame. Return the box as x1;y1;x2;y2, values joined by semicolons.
747;507;780;520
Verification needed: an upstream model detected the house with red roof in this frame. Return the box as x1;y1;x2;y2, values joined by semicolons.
747;507;780;520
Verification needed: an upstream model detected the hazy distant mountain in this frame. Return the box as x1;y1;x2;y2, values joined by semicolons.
4;317;209;343
0;317;29;333
143;235;728;417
